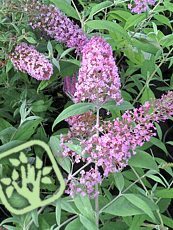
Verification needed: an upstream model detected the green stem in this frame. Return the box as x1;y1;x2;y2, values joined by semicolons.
99;173;148;213
71;0;83;29
26;206;45;230
95;107;100;229
68;161;91;180
55;215;78;230
131;166;149;194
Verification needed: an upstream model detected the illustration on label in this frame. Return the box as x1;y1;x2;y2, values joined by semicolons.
0;140;65;215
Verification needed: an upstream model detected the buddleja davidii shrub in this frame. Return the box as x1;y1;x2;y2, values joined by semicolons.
48;1;173;230
50;35;173;230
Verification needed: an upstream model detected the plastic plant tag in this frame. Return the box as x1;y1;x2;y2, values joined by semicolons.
0;140;65;215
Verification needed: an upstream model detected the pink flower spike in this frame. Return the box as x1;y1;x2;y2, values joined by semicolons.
74;36;122;105
10;42;53;80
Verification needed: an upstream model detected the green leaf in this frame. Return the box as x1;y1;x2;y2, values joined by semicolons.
74;195;95;222
155;157;173;177
164;0;173;12
60;60;79;77
52;103;95;129
60;198;79;214
160;34;173;47
156;188;173;198
49;136;71;173
101;100;120;117
124;14;145;30
32;100;50;113
103;196;145;216
154;123;162;140
38;213;56;229
24;36;37;44
154;14;172;29
47;41;53;57
65;217;85;230
50;0;79;20
123;194;156;221
129;150;158;171
0;127;17;144
114;172;124;192
1;178;11;185
59;47;75;59
11;119;42;141
150;137;168;154
101;221;128;230
12;169;19;181
108;10;131;22
42;166;52;176
6;60;13;73
37;75;58;92
141;57;156;78
79;215;97;230
36;156;43;169
146;174;166;187
52;58;60;70
6;186;14;198
65;143;82;155
88;1;113;19
117;101;134;110
31;209;39;228
41;177;52;184
140;87;155;104
0;118;12;132
86;20;129;40
102;100;133;118
129;216;146;230
9;158;20;167
19;152;28;164
161;214;173;229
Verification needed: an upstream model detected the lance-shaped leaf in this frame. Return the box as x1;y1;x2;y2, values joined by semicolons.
52;102;95;130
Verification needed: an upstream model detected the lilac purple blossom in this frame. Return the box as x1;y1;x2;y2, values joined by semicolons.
62;91;173;197
26;0;88;54
74;36;122;105
10;42;53;80
63;75;77;101
128;0;156;14
65;168;102;197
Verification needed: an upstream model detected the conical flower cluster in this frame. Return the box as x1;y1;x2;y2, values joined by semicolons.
27;0;88;53
74;37;122;105
10;43;53;80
